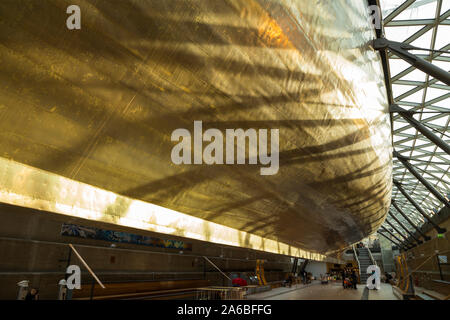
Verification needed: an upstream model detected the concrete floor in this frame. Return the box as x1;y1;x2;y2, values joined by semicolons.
247;281;398;300
368;283;399;300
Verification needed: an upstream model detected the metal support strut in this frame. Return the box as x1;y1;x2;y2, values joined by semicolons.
377;231;403;249
394;151;450;208
392;201;431;241
390;105;450;155
388;210;423;245
393;180;446;234
373;38;450;86
379;226;411;250
385;220;416;248
380;226;412;250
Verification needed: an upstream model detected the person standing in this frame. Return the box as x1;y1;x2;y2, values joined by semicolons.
341;270;346;287
25;288;39;300
351;271;358;290
287;274;293;288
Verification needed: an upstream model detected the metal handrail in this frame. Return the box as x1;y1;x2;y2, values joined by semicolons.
367;247;377;266
352;245;361;275
69;244;105;288
203;256;231;281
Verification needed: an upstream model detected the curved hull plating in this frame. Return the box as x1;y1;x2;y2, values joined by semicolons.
0;0;391;253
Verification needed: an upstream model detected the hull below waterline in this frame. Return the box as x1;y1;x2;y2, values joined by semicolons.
0;0;392;254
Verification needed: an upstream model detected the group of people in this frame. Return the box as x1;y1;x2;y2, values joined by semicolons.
283;270;310;288
341;269;358;289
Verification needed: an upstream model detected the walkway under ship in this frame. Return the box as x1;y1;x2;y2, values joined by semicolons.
0;0;391;258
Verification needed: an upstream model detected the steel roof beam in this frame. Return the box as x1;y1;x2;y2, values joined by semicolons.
386;19;437;26
377;231;404;249
390;55;450;62
392;200;431;241
393;180;446;234
379;226;411;250
390;44;450;82
390;104;450;155
374;39;450;86
385;219;417;248
394;151;450;208
388;210;423;244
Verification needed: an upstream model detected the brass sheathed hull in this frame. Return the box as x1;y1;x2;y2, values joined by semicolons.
0;0;391;254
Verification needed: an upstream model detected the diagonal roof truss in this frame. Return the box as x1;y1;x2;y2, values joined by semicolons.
379;0;449;242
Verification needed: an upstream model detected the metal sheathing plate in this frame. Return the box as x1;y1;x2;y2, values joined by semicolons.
0;0;391;254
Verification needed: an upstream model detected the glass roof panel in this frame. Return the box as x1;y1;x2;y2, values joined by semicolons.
398;68;428;81
441;1;450;14
400;88;425;102
390;58;414;75
394;0;438;20
409;28;433;47
392;84;417;96
381;0;409;17
435;25;450;49
384;25;425;42
380;0;450;243
425;87;448;101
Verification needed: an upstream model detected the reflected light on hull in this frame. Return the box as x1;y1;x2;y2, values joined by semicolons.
0;156;340;263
